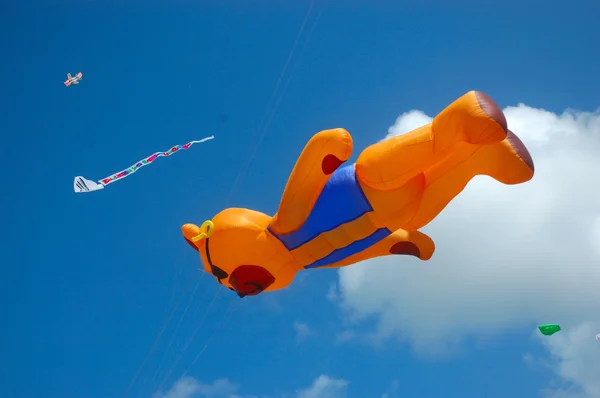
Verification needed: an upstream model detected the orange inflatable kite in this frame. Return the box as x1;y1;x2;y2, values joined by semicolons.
182;91;535;297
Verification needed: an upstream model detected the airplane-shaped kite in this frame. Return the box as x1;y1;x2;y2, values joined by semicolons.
64;72;82;86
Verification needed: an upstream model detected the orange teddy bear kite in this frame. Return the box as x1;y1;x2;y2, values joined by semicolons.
182;91;535;298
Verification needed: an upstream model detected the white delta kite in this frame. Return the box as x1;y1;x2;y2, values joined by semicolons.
73;136;215;193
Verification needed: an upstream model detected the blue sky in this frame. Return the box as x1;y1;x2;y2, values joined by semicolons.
2;1;599;397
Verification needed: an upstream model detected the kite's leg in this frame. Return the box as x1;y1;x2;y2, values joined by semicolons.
403;130;534;230
362;130;533;232
355;91;508;192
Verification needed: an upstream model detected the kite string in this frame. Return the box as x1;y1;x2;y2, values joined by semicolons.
120;3;322;397
156;286;225;392
182;299;242;377
237;0;325;195
149;276;225;394
156;3;324;386
139;272;206;397
120;269;199;398
224;0;318;206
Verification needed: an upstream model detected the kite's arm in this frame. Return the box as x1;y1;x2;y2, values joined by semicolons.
269;128;353;235
313;228;436;269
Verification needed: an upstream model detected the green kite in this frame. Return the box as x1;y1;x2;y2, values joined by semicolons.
538;324;561;336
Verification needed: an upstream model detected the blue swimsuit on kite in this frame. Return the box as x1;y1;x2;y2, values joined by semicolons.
269;164;392;269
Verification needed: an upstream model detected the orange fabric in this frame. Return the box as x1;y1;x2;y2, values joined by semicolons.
182;91;535;296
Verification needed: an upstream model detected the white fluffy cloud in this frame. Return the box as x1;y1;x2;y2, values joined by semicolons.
153;377;240;398
155;375;347;398
296;375;348;398
332;102;600;396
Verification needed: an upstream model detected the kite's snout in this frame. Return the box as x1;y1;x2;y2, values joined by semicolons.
182;220;215;249
182;223;201;250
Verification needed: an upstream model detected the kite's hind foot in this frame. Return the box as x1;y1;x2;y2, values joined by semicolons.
505;129;535;174
432;90;508;147
466;129;534;185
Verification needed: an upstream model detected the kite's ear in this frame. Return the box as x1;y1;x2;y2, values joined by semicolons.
269;128;353;235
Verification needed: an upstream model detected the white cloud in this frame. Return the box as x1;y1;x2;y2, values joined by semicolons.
332;102;600;396
153;377;240;398
293;321;314;342
157;375;347;398
296;375;348;398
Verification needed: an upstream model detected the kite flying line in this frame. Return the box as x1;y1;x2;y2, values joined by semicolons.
120;2;324;397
